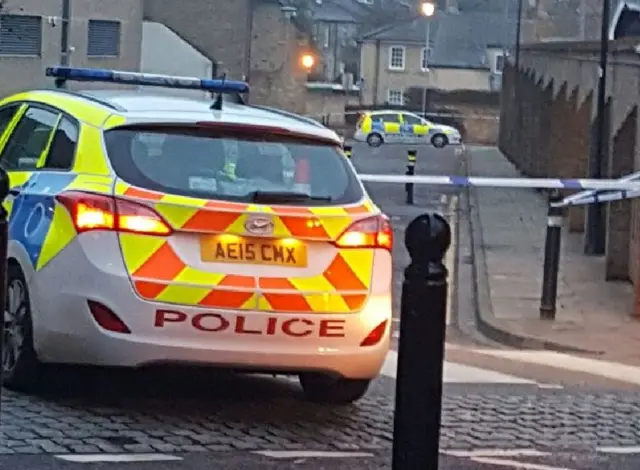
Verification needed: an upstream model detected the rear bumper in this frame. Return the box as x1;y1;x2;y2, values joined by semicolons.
27;236;392;380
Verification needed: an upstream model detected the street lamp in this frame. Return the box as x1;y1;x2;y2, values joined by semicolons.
421;2;435;119
421;1;435;17
300;53;315;71
585;0;611;255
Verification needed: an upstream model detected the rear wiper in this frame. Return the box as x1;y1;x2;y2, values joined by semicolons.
248;190;332;203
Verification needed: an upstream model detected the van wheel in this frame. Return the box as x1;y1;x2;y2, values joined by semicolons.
366;133;383;148
2;263;43;392
431;134;448;148
299;373;371;404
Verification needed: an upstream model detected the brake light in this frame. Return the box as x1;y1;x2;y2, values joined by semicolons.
56;191;173;236
335;215;393;250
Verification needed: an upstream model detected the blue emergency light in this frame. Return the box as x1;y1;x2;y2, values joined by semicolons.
45;66;250;94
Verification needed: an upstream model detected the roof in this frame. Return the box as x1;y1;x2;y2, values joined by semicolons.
48;89;340;143
309;0;361;23
360;10;518;69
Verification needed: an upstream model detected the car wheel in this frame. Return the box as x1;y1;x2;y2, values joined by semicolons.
366;133;383;148
299;373;371;404
431;134;448;148
2;262;43;392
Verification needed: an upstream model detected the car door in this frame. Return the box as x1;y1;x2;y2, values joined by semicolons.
378;112;401;143
400;113;427;144
1;105;81;270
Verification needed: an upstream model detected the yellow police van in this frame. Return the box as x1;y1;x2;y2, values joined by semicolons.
354;110;461;149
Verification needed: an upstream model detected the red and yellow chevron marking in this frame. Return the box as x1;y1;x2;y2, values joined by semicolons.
114;181;378;241
120;234;375;314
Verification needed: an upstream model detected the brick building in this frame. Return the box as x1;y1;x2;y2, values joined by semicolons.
0;0;318;113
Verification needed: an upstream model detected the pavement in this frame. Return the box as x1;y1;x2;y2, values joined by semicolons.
462;146;640;366
2;141;640;469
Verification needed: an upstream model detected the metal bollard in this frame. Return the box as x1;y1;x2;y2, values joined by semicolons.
344;144;352;159
405;150;417;205
0;167;9;421
392;212;451;470
539;190;564;320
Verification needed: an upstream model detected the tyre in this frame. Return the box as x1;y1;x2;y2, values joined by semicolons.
299;373;371;404
366;133;383;148
2;262;43;392
431;133;448;148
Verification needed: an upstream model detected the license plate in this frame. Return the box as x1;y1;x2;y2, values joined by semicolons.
201;235;308;267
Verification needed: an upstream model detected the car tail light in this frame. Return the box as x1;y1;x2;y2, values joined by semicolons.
335;215;393;251
56;191;173;236
87;300;131;334
360;320;388;347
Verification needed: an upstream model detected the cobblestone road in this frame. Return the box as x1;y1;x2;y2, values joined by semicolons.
3;373;640;456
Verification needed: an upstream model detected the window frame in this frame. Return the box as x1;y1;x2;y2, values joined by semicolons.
388;46;406;71
0;104;23;146
387;89;404;106
495;54;505;73
87;19;121;58
0;102;80;173
420;47;432;71
0;14;42;56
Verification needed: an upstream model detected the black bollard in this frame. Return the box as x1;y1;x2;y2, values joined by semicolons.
0;167;9;421
405;150;416;205
344;144;352;159
540;190;564;320
392;212;451;470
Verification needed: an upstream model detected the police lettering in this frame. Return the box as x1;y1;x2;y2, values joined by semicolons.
213;241;296;264
154;310;345;338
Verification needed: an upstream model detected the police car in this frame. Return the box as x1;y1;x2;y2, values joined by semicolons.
354;110;462;148
0;67;393;404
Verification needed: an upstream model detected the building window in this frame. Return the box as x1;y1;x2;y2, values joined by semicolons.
495;54;505;73
421;47;432;71
0;15;42;56
389;46;405;70
87;19;121;57
387;89;404;105
321;24;330;49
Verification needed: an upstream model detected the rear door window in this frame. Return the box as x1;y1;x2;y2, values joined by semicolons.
104;126;364;206
0;106;60;171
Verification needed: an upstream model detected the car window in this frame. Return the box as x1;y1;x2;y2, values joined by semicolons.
379;113;400;124
402;114;423;125
0;105;20;139
44;116;79;170
1;107;60;172
104;126;364;206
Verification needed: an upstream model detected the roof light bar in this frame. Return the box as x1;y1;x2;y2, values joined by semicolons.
45;66;250;94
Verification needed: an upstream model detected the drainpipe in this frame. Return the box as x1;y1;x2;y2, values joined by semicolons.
373;39;380;105
245;0;255;83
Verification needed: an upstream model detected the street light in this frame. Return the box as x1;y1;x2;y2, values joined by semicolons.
301;53;315;70
421;2;435;119
421;1;435;17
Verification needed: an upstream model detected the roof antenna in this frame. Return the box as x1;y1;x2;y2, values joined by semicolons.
210;73;227;110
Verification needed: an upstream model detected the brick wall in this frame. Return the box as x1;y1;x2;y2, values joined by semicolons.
500;38;640;316
144;0;311;112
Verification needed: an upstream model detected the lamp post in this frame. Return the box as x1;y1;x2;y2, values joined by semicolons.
585;0;610;255
420;2;435;119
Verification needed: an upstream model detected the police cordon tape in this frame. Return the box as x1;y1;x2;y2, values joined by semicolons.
358;174;640;191
552;170;640;207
